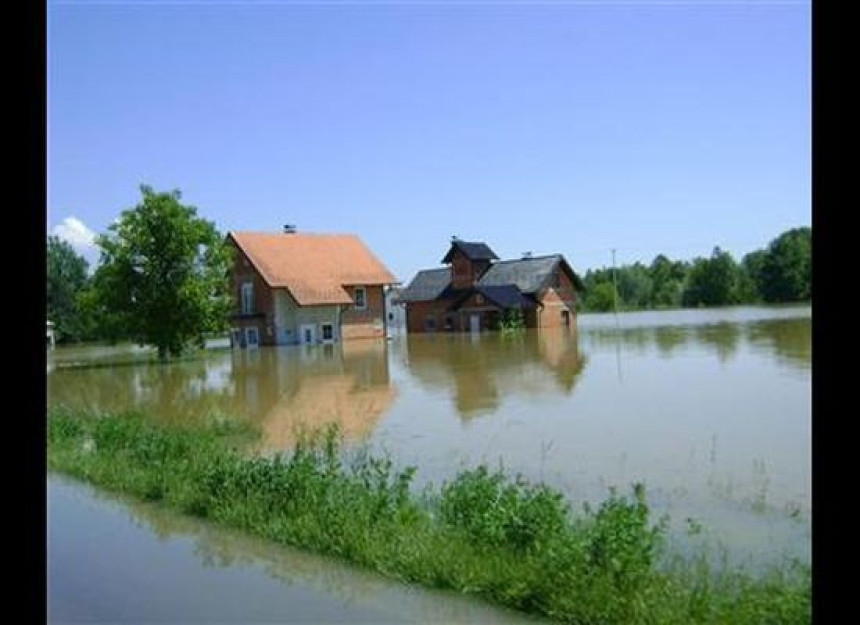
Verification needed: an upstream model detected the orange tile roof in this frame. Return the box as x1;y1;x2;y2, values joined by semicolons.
228;231;397;306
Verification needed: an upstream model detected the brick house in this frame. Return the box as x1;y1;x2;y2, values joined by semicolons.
227;229;397;347
400;239;584;333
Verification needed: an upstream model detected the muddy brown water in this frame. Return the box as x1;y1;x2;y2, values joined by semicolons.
48;305;810;618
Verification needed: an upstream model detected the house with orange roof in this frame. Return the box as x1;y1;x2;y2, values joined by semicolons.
226;227;397;347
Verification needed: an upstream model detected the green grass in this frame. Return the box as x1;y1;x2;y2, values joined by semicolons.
48;407;810;624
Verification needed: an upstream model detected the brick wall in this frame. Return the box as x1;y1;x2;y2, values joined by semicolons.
536;268;577;330
229;241;278;345
405;300;453;333
449;252;490;289
341;285;386;340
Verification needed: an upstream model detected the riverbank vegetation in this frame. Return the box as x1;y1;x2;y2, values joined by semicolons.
48;407;810;624
579;227;811;312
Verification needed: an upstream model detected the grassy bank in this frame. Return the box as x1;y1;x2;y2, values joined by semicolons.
48;407;810;624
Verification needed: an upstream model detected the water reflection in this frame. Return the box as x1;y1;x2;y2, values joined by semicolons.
404;329;586;418
50;476;541;624
693;322;742;364
580;317;810;371
746;318;811;370
49;340;396;451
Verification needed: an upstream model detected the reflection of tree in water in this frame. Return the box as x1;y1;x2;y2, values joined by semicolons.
652;326;690;357
49;364;138;414
405;330;586;419
134;357;237;424
583;322;743;364
582;326;653;353
693;322;741;365
745;318;811;371
49;342;396;449
48;355;235;423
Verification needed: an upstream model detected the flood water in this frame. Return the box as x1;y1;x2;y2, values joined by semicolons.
48;305;811;617
48;475;543;623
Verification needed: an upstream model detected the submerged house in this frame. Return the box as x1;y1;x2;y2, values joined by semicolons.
400;239;584;333
227;229;397;347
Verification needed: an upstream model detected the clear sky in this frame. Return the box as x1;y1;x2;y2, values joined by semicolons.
48;0;810;283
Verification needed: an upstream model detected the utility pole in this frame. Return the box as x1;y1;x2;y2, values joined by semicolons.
611;248;623;383
611;248;619;315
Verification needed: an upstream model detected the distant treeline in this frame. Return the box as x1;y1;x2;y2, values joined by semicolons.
578;227;811;312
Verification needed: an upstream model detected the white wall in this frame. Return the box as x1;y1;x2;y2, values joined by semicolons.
273;289;340;344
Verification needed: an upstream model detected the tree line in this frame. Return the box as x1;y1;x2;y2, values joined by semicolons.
578;227;811;312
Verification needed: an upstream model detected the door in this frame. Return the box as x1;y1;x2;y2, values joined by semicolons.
245;326;260;349
470;313;481;333
561;310;571;328
300;324;316;345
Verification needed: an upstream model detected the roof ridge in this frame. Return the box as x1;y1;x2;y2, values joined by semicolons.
491;254;561;265
230;230;359;238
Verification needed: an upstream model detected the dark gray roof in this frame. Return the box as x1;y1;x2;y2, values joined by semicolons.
477;255;564;294
475;284;537;308
399;268;451;302
441;241;499;263
476;285;537;309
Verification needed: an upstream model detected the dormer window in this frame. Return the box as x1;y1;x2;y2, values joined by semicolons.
354;286;367;310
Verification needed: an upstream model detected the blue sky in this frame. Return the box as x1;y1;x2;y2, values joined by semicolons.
48;0;810;282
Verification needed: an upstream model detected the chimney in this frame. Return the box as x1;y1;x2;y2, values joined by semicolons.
283;224;296;234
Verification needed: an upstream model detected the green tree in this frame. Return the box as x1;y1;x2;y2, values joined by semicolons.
759;227;811;302
616;263;653;309
89;185;233;361
736;249;767;303
47;236;91;342
682;247;739;307
581;281;617;312
649;255;688;308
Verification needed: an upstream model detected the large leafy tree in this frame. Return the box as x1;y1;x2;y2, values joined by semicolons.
736;249;767;303
47;236;91;342
582;281;617;312
682;247;739;307
759;227;811;302
89;185;233;360
649;255;688;308
616;262;653;310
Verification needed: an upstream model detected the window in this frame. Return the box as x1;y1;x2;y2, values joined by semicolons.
354;286;367;310
241;282;253;314
425;316;436;332
322;323;334;342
